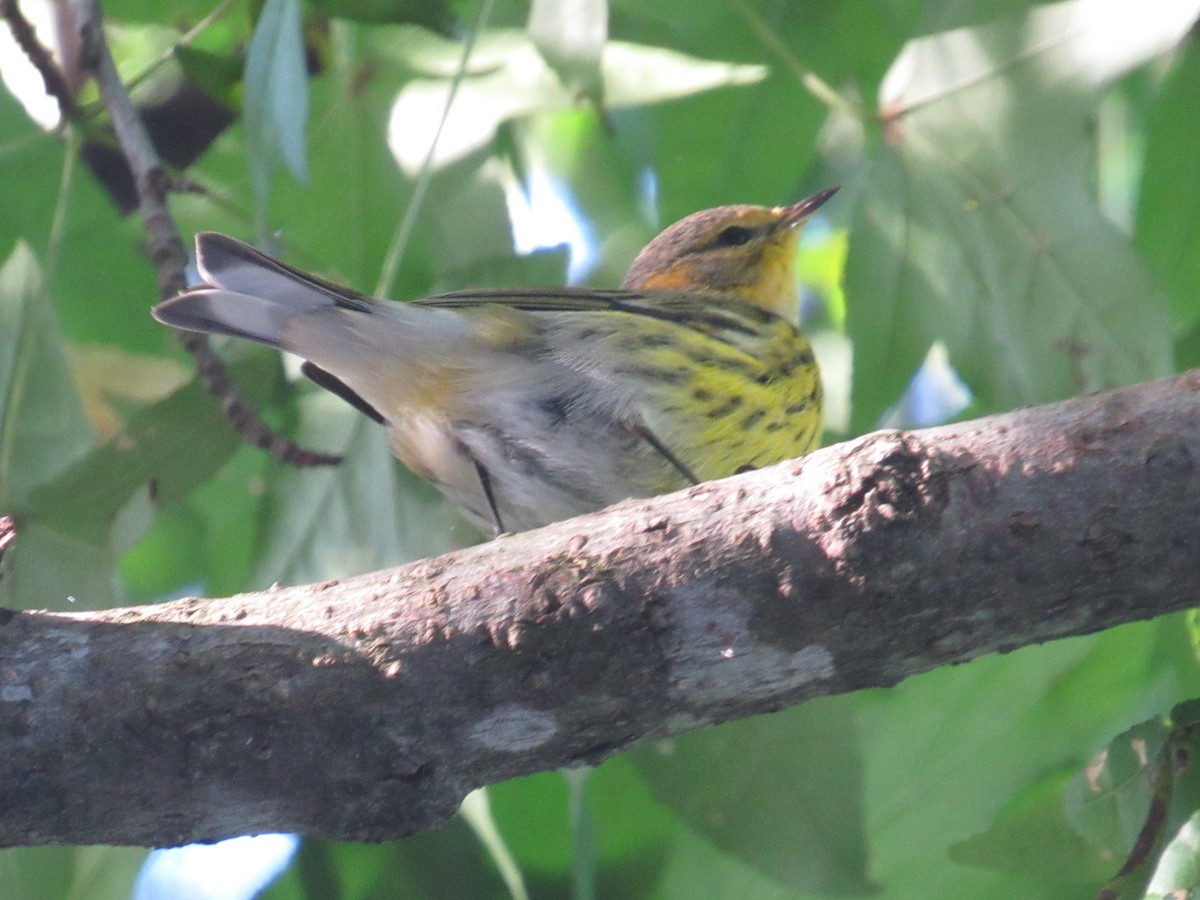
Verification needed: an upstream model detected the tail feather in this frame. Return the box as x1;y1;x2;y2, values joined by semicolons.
152;233;473;423
153;287;295;348
153;233;366;349
194;232;374;313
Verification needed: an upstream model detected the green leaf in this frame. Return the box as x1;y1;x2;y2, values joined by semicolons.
484;757;675;893
251;388;466;587
527;0;608;108
118;497;207;598
262;820;506;900
1063;716;1167;854
98;0;217;23
0;518;119;611
0;846;146;900
1139;701;1200;896
173;45;242;110
26;355;280;546
855;616;1196;897
0;242;93;507
0;56;172;354
650;823;799;900
182;443;272;597
1146;811;1200;897
12;355;278;608
1137;39;1200;338
386;28;765;173
846;1;1192;430
0;86;60;252
311;0;455;30
244;0;310;222
630;697;874;895
950;769;1112;890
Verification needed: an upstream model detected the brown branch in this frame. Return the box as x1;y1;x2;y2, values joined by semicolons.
72;0;341;467
1;370;1199;847
1;0;79;120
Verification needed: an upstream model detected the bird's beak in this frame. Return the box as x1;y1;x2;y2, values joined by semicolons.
778;186;840;228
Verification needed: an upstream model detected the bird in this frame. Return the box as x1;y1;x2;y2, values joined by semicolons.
152;187;837;535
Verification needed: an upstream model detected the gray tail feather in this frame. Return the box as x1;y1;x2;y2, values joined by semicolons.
152;233;371;348
195;232;374;313
153;287;293;348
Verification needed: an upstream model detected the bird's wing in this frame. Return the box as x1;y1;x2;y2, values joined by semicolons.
420;286;774;338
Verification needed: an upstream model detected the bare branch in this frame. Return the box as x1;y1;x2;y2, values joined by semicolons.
2;370;1199;847
1;0;78;120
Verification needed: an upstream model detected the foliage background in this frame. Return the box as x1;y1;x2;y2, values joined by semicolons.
1;0;1200;897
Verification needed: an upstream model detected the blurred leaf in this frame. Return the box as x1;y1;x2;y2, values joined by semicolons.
105;21;185;84
183;443;271;597
5;354;280;611
602;42;766;106
630;697;873;895
99;0;217;23
0;243;94;508
650;822;798;900
251;388;466;587
857;617;1195;897
437;245;570;292
1064;716;1167;853
262;819;505;900
1137;39;1200;337
27;355;280;546
312;0;456;30
0;518;119;611
609;0;883;216
118;498;207;598
528;0;608;109
0;87;60;254
0;79;165;353
173;45;243;110
1138;700;1200;897
245;0;310;221
67;344;189;443
0;846;146;900
485;757;674;894
506;109;645;287
950;769;1110;890
1170;314;1200;373
1146;811;1200;898
846;0;1194;430
387;28;766;173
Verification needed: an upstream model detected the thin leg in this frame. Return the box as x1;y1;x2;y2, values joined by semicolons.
473;459;506;536
626;421;700;486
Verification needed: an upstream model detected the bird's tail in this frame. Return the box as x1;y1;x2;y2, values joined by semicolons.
152;232;376;349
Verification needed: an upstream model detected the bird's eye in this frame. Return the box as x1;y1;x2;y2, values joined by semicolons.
712;225;753;248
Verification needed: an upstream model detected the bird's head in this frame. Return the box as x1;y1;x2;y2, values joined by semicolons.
621;186;839;323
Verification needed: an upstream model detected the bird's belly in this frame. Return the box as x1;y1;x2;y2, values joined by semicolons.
386;404;684;534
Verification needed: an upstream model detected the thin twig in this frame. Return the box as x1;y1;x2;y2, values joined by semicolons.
1;0;79;121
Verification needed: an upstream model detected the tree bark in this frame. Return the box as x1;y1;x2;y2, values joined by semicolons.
2;370;1199;847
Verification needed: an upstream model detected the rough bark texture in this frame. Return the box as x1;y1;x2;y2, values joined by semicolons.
1;371;1198;847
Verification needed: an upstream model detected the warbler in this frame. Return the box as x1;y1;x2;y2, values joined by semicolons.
153;187;837;534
